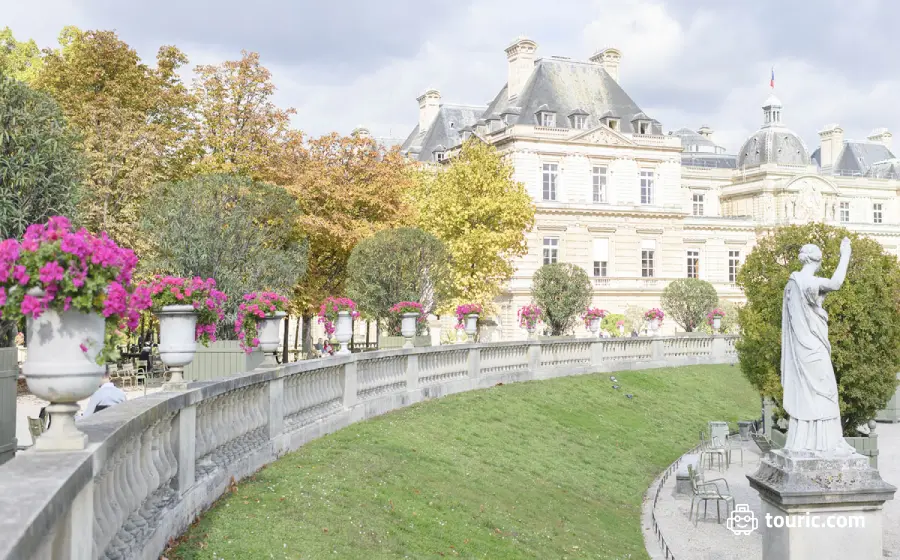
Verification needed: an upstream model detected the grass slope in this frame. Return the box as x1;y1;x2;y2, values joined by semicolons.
169;364;758;560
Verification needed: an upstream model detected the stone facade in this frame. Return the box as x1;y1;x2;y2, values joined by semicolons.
399;37;900;341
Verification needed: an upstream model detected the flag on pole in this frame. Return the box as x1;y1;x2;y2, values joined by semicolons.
770;67;775;88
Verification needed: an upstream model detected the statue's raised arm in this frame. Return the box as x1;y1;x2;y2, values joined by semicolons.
818;237;852;293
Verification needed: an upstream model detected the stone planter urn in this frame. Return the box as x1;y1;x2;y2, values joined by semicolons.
713;317;722;332
401;312;419;349
334;311;353;355
526;325;537;340
649;318;660;335
257;311;286;367
158;304;198;390
24;304;106;450
618;325;625;336
589;318;601;336
464;314;479;342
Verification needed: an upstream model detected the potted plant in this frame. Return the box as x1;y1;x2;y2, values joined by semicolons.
707;308;726;333
0;216;149;450
456;303;483;343
389;301;423;349
644;308;665;335
318;297;360;355
145;276;226;386
518;303;543;339
583;308;608;337
235;292;290;364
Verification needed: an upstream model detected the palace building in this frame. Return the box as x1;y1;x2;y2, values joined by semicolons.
399;37;900;340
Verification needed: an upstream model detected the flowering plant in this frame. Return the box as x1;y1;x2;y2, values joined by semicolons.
0;216;149;365
616;320;625;327
707;308;726;325
317;296;360;337
236;292;290;354
388;301;426;335
518;304;543;330
455;303;483;327
14;332;24;346
583;307;608;327
644;308;665;322
143;276;226;345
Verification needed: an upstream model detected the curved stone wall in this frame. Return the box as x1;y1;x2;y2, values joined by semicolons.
0;335;737;560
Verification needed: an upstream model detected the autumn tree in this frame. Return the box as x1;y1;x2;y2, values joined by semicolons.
0;27;43;83
413;139;535;314
34;27;194;252
287;133;415;351
191;51;302;184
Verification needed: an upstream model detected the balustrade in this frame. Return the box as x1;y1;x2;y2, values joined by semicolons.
0;335;738;560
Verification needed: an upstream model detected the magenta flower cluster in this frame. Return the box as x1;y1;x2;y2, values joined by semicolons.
317;297;360;337
143;276;227;345
455;303;482;327
517;303;543;330
582;307;609;327
0;216;148;364
707;308;726;325
236;291;290;354
644;308;665;322
389;301;423;315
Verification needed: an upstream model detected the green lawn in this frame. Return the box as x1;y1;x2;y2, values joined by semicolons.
169;364;759;560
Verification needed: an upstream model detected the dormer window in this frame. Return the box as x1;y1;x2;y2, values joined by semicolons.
608;119;619;131
631;112;652;135
600;111;619;131
489;119;502;132
435;151;445;162
540;112;556;127
568;109;589;130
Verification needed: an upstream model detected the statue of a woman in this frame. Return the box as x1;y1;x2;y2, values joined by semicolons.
781;237;855;454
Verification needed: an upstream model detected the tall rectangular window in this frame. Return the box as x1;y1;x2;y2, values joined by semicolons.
640;170;654;205
641;240;656;278
593;239;609;277
542;237;558;265
542;163;558;201
728;250;741;282
692;193;705;216
686;250;700;278
572;115;586;129
592;166;607;203
874;203;883;224
840;201;850;223
541;113;556;127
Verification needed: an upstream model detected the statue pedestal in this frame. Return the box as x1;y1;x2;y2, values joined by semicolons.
747;449;895;560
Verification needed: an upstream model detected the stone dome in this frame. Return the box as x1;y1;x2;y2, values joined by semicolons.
737;94;810;169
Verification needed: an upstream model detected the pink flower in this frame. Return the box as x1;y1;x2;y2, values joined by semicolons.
79;343;88;353
0;287;6;307
13;265;29;285
63;297;72;311
39;261;65;284
20;295;42;318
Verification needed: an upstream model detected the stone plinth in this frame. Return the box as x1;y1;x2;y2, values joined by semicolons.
747;449;896;560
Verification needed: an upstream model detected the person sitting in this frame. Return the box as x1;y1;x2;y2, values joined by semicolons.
79;370;127;419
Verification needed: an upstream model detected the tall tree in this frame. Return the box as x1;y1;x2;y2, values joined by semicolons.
531;263;592;336
34;27;194;252
660;278;719;332
140;174;308;337
413;139;535;314
286;133;415;351
191;51;301;184
0;27;43;83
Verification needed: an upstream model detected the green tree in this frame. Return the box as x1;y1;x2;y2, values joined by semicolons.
0;27;43;83
737;223;900;433
414;139;535;314
601;313;628;337
531;263;592;336
0;75;81;239
660;278;719;332
346;228;451;334
140;174;308;337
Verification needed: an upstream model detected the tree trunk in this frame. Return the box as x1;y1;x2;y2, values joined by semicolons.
293;317;300;350
302;314;313;357
282;316;289;363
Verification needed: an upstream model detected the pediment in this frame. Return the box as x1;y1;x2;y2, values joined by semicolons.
569;125;635;147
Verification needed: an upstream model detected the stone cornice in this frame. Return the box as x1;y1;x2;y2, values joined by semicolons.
536;224;568;232
587;226;618;233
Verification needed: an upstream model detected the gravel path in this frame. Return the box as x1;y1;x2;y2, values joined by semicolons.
644;424;900;559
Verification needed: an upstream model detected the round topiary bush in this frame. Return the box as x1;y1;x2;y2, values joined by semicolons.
531;263;592;336
660;278;719;332
737;223;900;434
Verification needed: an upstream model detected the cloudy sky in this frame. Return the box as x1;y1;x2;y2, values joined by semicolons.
3;0;898;152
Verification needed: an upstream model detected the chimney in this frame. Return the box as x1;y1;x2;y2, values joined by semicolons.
589;48;622;82
417;89;441;132
505;37;538;101
697;125;713;138
817;124;844;169
868;128;893;152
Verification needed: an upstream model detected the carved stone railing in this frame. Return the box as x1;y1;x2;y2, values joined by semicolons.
0;336;738;560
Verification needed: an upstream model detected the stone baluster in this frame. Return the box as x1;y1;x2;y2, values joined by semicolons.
343;361;358;409
177;405;196;493
269;377;284;440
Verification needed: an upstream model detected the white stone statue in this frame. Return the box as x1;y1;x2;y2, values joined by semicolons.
781;237;856;454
